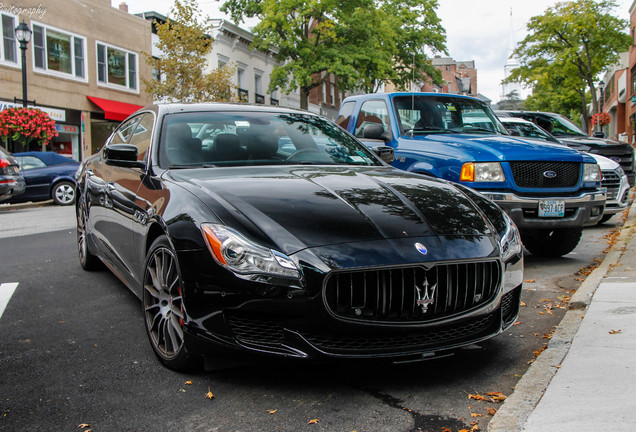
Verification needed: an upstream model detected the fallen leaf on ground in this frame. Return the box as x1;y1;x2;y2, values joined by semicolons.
520;301;527;307
471;413;483;417
185;381;192;385
486;408;497;416
205;388;215;400
308;419;319;424
512;321;521;326
267;409;277;414
78;425;91;429
525;279;536;283
609;329;622;335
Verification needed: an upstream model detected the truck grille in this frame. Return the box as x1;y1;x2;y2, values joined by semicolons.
601;170;621;200
590;148;634;174
324;260;501;323
509;162;580;188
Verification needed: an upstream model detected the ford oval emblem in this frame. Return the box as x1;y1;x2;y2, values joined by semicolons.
543;170;557;178
415;242;428;255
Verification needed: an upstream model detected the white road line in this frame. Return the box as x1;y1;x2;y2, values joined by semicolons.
0;282;19;319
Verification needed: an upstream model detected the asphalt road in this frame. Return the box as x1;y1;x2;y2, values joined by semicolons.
0;205;620;432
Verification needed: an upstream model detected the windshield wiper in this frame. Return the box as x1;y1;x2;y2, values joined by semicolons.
168;163;217;169
463;127;498;134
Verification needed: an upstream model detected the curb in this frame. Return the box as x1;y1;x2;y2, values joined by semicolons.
0;200;54;212
487;202;636;432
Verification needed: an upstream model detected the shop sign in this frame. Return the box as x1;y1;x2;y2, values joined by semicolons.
0;101;66;122
55;124;79;134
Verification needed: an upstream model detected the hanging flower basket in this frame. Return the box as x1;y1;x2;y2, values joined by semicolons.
591;112;611;127
0;107;58;148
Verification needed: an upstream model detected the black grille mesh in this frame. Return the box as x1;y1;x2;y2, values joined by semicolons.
302;313;499;352
509;162;580;188
324;260;501;323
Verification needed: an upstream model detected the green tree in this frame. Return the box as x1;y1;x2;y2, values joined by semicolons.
143;0;237;103
222;0;446;109
503;0;631;122
497;90;524;110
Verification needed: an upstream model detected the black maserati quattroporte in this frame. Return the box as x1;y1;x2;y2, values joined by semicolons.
75;103;523;370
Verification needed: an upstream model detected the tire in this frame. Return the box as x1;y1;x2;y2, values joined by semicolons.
597;214;614;225
52;181;76;205
76;197;102;271
143;236;198;371
521;228;583;257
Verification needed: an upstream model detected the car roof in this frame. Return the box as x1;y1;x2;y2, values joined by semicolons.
499;117;535;125
133;102;315;118
343;92;483;103
14;151;77;165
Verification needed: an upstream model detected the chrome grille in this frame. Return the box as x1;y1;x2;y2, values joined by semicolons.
601;170;621;200
509;162;580;188
324;260;502;323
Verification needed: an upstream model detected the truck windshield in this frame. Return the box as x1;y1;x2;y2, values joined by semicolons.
393;95;508;136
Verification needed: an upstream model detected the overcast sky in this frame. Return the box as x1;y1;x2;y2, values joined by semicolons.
117;0;636;103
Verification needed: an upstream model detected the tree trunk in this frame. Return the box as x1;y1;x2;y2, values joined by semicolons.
300;89;309;111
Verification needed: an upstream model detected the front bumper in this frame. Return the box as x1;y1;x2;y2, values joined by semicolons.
178;240;524;361
482;190;605;229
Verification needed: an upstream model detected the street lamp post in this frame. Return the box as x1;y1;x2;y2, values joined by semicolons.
14;21;32;108
598;80;605;136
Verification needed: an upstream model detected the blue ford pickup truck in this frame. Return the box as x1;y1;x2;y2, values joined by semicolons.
337;92;605;257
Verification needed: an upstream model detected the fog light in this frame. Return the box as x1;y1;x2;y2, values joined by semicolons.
591;206;602;217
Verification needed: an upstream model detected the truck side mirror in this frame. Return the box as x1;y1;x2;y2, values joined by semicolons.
362;123;388;141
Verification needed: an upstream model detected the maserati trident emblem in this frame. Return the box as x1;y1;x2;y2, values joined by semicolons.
415;242;428;255
415;276;437;313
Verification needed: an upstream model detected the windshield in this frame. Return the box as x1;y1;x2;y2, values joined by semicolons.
541;114;587;137
393;95;508;136
158;111;382;169
501;120;560;143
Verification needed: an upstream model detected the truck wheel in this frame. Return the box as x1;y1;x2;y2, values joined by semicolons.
521;228;583;257
597;214;614;225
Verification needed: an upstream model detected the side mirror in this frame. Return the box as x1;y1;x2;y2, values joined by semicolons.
373;145;394;164
592;131;605;138
362;123;389;141
104;144;146;169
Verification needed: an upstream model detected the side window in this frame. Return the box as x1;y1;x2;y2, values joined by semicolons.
17;156;46;170
108;116;142;146
354;100;390;138
128;113;154;162
336;101;355;129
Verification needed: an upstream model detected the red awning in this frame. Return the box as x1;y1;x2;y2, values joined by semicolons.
87;96;144;121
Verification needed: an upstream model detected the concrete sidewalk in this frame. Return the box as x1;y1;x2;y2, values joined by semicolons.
489;204;636;431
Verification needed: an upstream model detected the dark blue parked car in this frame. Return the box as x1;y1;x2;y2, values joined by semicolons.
6;151;80;206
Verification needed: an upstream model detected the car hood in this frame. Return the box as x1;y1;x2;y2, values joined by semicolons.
408;133;586;162
555;135;631;150
166;166;497;255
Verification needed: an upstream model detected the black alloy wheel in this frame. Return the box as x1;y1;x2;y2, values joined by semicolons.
143;236;196;370
76;197;102;271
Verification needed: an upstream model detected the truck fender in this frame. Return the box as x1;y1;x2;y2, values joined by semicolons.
407;161;441;178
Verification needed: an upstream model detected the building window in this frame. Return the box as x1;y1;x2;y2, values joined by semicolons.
1;13;18;65
96;41;138;91
31;22;86;80
254;71;264;104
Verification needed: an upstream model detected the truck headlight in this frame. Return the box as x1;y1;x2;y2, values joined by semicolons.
201;224;300;279
460;162;506;182
583;163;601;182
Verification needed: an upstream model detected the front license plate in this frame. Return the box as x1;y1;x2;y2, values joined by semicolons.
538;200;565;217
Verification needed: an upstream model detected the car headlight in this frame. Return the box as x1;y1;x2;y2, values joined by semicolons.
500;212;522;262
460;162;506;182
583;163;601;182
201;224;300;279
